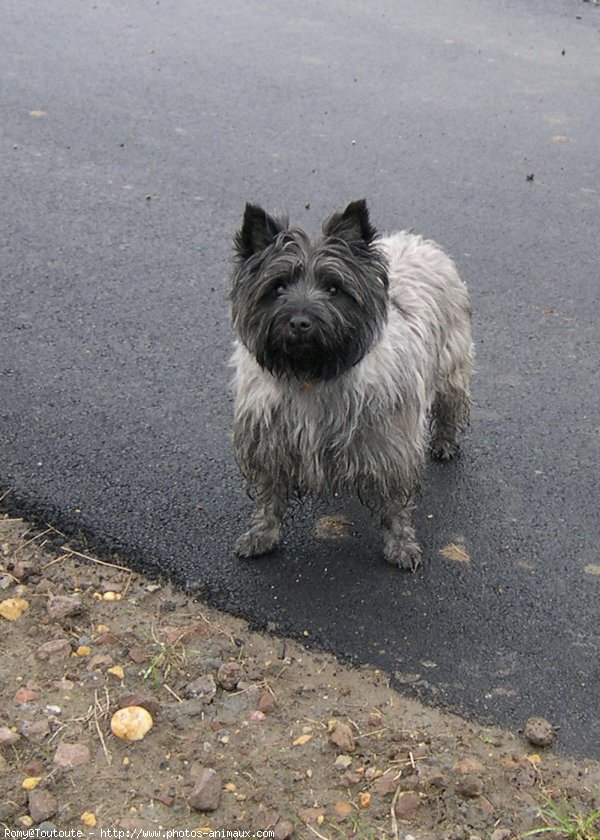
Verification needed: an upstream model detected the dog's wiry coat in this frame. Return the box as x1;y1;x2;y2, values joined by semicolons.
230;201;473;570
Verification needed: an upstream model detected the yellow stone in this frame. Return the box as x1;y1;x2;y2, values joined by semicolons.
107;666;125;679
81;813;97;827
21;777;42;790
75;645;91;657
0;598;30;621
110;706;153;741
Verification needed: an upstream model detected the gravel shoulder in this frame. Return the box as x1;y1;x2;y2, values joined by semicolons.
1;513;599;840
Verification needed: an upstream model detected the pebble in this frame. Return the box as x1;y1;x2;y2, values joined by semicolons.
0;597;29;620
14;687;40;705
334;754;353;771
328;719;356;753
118;692;161;717
46;594;83;619
394;791;421;820
274;819;295;839
372;772;398;796
185;674;217;702
455;774;484;798
53;742;91;769
454;756;484;774
491;830;512;840
12;561;37;580
188;766;222;811
111;706;154;741
95;631;118;645
258;692;276;714
37;823;58;837
0;726;21;747
524;717;555;747
35;638;71;661
28;790;58;823
19;720;50;741
216;661;243;690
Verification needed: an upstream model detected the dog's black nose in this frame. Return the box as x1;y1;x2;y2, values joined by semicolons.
288;314;313;334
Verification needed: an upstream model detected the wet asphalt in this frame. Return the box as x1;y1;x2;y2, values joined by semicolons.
1;0;599;756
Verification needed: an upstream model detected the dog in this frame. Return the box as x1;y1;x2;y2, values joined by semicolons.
229;199;473;571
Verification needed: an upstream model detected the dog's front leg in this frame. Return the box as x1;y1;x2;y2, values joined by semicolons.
235;483;289;558
380;496;422;572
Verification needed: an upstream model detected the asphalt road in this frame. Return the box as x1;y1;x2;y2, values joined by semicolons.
2;0;599;756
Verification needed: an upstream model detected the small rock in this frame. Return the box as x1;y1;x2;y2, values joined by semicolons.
46;594;83;620
249;710;265;722
12;561;37;580
524;717;555;747
185;674;217;702
188;766;221;811
0;597;30;620
368;710;383;727
258;692;276;714
86;653;113;670
332;800;353;821
23;759;45;776
334;754;353;771
455;774;484;798
216;661;243;691
111;707;153;741
128;646;147;663
35;638;71;661
118;693;161;717
53;742;91;769
372;772;399;796
0;726;20;747
37;822;58;836
153;791;175;807
14;687;40;705
454;756;484;774
394;791;421;820
274;819;295;839
328;719;356;753
19;719;50;741
28;790;58;823
338;771;362;787
95;632;119;646
491;829;512;840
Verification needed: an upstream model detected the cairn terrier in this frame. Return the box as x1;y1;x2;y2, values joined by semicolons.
230;199;473;571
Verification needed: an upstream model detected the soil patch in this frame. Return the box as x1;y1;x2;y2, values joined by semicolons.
1;514;599;839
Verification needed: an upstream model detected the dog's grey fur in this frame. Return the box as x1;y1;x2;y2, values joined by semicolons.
230;200;473;571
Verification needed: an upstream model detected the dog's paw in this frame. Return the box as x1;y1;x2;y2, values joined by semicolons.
384;540;422;572
430;438;459;461
235;528;280;559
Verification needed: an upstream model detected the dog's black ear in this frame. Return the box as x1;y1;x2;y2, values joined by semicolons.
234;204;285;259
322;199;377;244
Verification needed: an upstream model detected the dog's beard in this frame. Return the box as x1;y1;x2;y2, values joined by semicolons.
254;310;379;382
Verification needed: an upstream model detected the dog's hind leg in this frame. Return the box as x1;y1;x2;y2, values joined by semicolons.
430;365;472;462
235;483;288;558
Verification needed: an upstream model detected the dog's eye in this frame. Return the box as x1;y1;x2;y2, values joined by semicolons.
275;284;286;296
328;285;339;296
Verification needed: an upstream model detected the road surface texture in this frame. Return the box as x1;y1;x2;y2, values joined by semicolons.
1;0;599;755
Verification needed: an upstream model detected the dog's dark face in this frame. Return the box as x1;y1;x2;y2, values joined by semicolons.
230;200;389;382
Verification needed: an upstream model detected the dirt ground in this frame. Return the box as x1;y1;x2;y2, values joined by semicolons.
1;512;599;840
